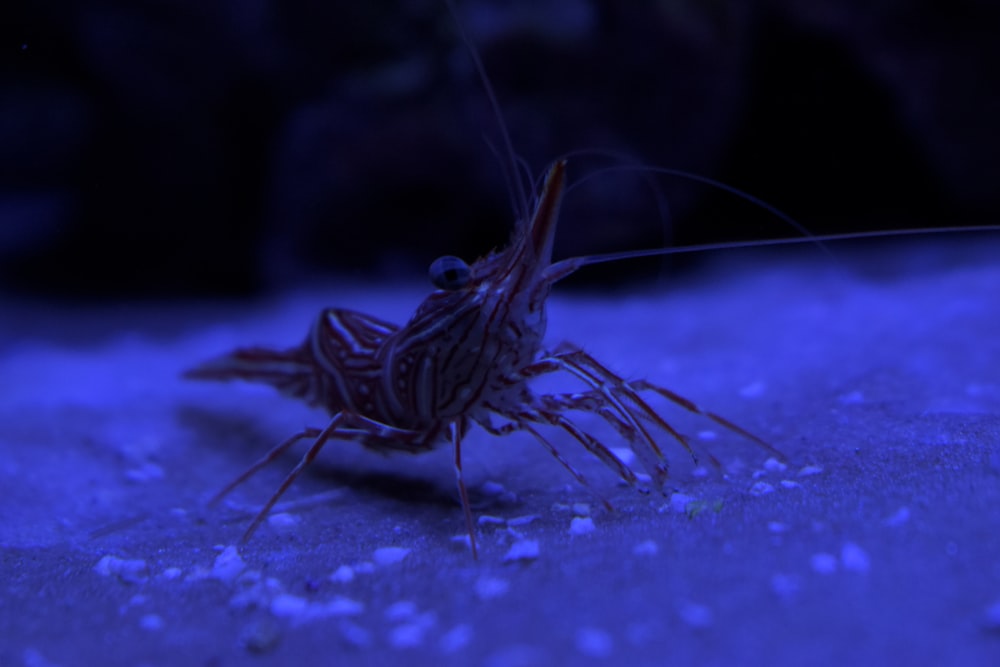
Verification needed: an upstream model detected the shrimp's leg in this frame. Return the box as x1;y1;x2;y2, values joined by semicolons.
522;355;672;486
558;350;780;459
210;427;323;505
479;409;627;510
629;379;785;460
524;349;782;484
239;413;346;543
451;420;478;559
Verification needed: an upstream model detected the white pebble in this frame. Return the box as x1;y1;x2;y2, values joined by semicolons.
228;575;281;612
267;513;299;529
211;546;246;583
439;624;473;653
839;390;864;404
390;623;426;649
690;466;710;478
373;547;411;566
763;457;787;472
779;480;801;489
748;481;775;496
506;514;540;527
610;447;636;466
632;540;658;556
840;542;870;574
668;493;696;513
319;596;364;617
575;627;613;658
770;573;801;600
480;481;506;496
568;517;596;536
798;465;823;477
125;462;165;482
678;602;713;628
810;553;838;574
93;555;149;584
339;620;372;647
270;593;308;617
477;515;505;526
572;503;591;517
330;565;354;583
384;601;417;620
160;567;182;580
503;540;540;563
883;506;911;527
270;594;364;622
139;614;163;631
474;576;510;600
388;612;436;649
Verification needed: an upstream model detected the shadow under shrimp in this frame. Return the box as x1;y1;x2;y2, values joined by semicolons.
177;405;509;516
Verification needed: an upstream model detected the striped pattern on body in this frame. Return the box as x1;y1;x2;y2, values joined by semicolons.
185;308;399;417
377;161;566;425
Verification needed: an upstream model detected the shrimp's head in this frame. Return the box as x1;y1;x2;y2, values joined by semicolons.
387;160;567;421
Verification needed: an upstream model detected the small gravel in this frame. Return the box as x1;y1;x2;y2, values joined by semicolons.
208;546;245;583
474;576;510;600
503;540;540;563
575;626;613;658
568;517;595;536
678;602;713;628
373;547;411;566
93;555;149;584
439;624;474;654
883;507;911;527
841;542;871;573
632;540;658;556
810;553;838;574
763;457;788;472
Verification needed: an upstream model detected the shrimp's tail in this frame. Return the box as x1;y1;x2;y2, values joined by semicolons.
184;345;322;406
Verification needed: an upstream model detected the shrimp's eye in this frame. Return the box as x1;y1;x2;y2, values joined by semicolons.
429;255;471;290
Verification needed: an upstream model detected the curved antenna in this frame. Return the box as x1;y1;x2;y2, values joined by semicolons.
544;225;1000;283
569;161;813;241
446;0;531;223
482;137;523;225
556;148;675;249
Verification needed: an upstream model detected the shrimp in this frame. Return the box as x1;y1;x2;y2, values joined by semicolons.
186;157;789;557
185;5;791;558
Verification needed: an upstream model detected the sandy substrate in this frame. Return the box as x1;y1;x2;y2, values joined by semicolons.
2;240;999;666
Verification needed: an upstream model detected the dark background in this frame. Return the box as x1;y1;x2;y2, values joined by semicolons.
2;0;998;298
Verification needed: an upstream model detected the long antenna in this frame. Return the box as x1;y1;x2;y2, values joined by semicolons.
446;0;530;222
566;162;814;243
544;225;1000;282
